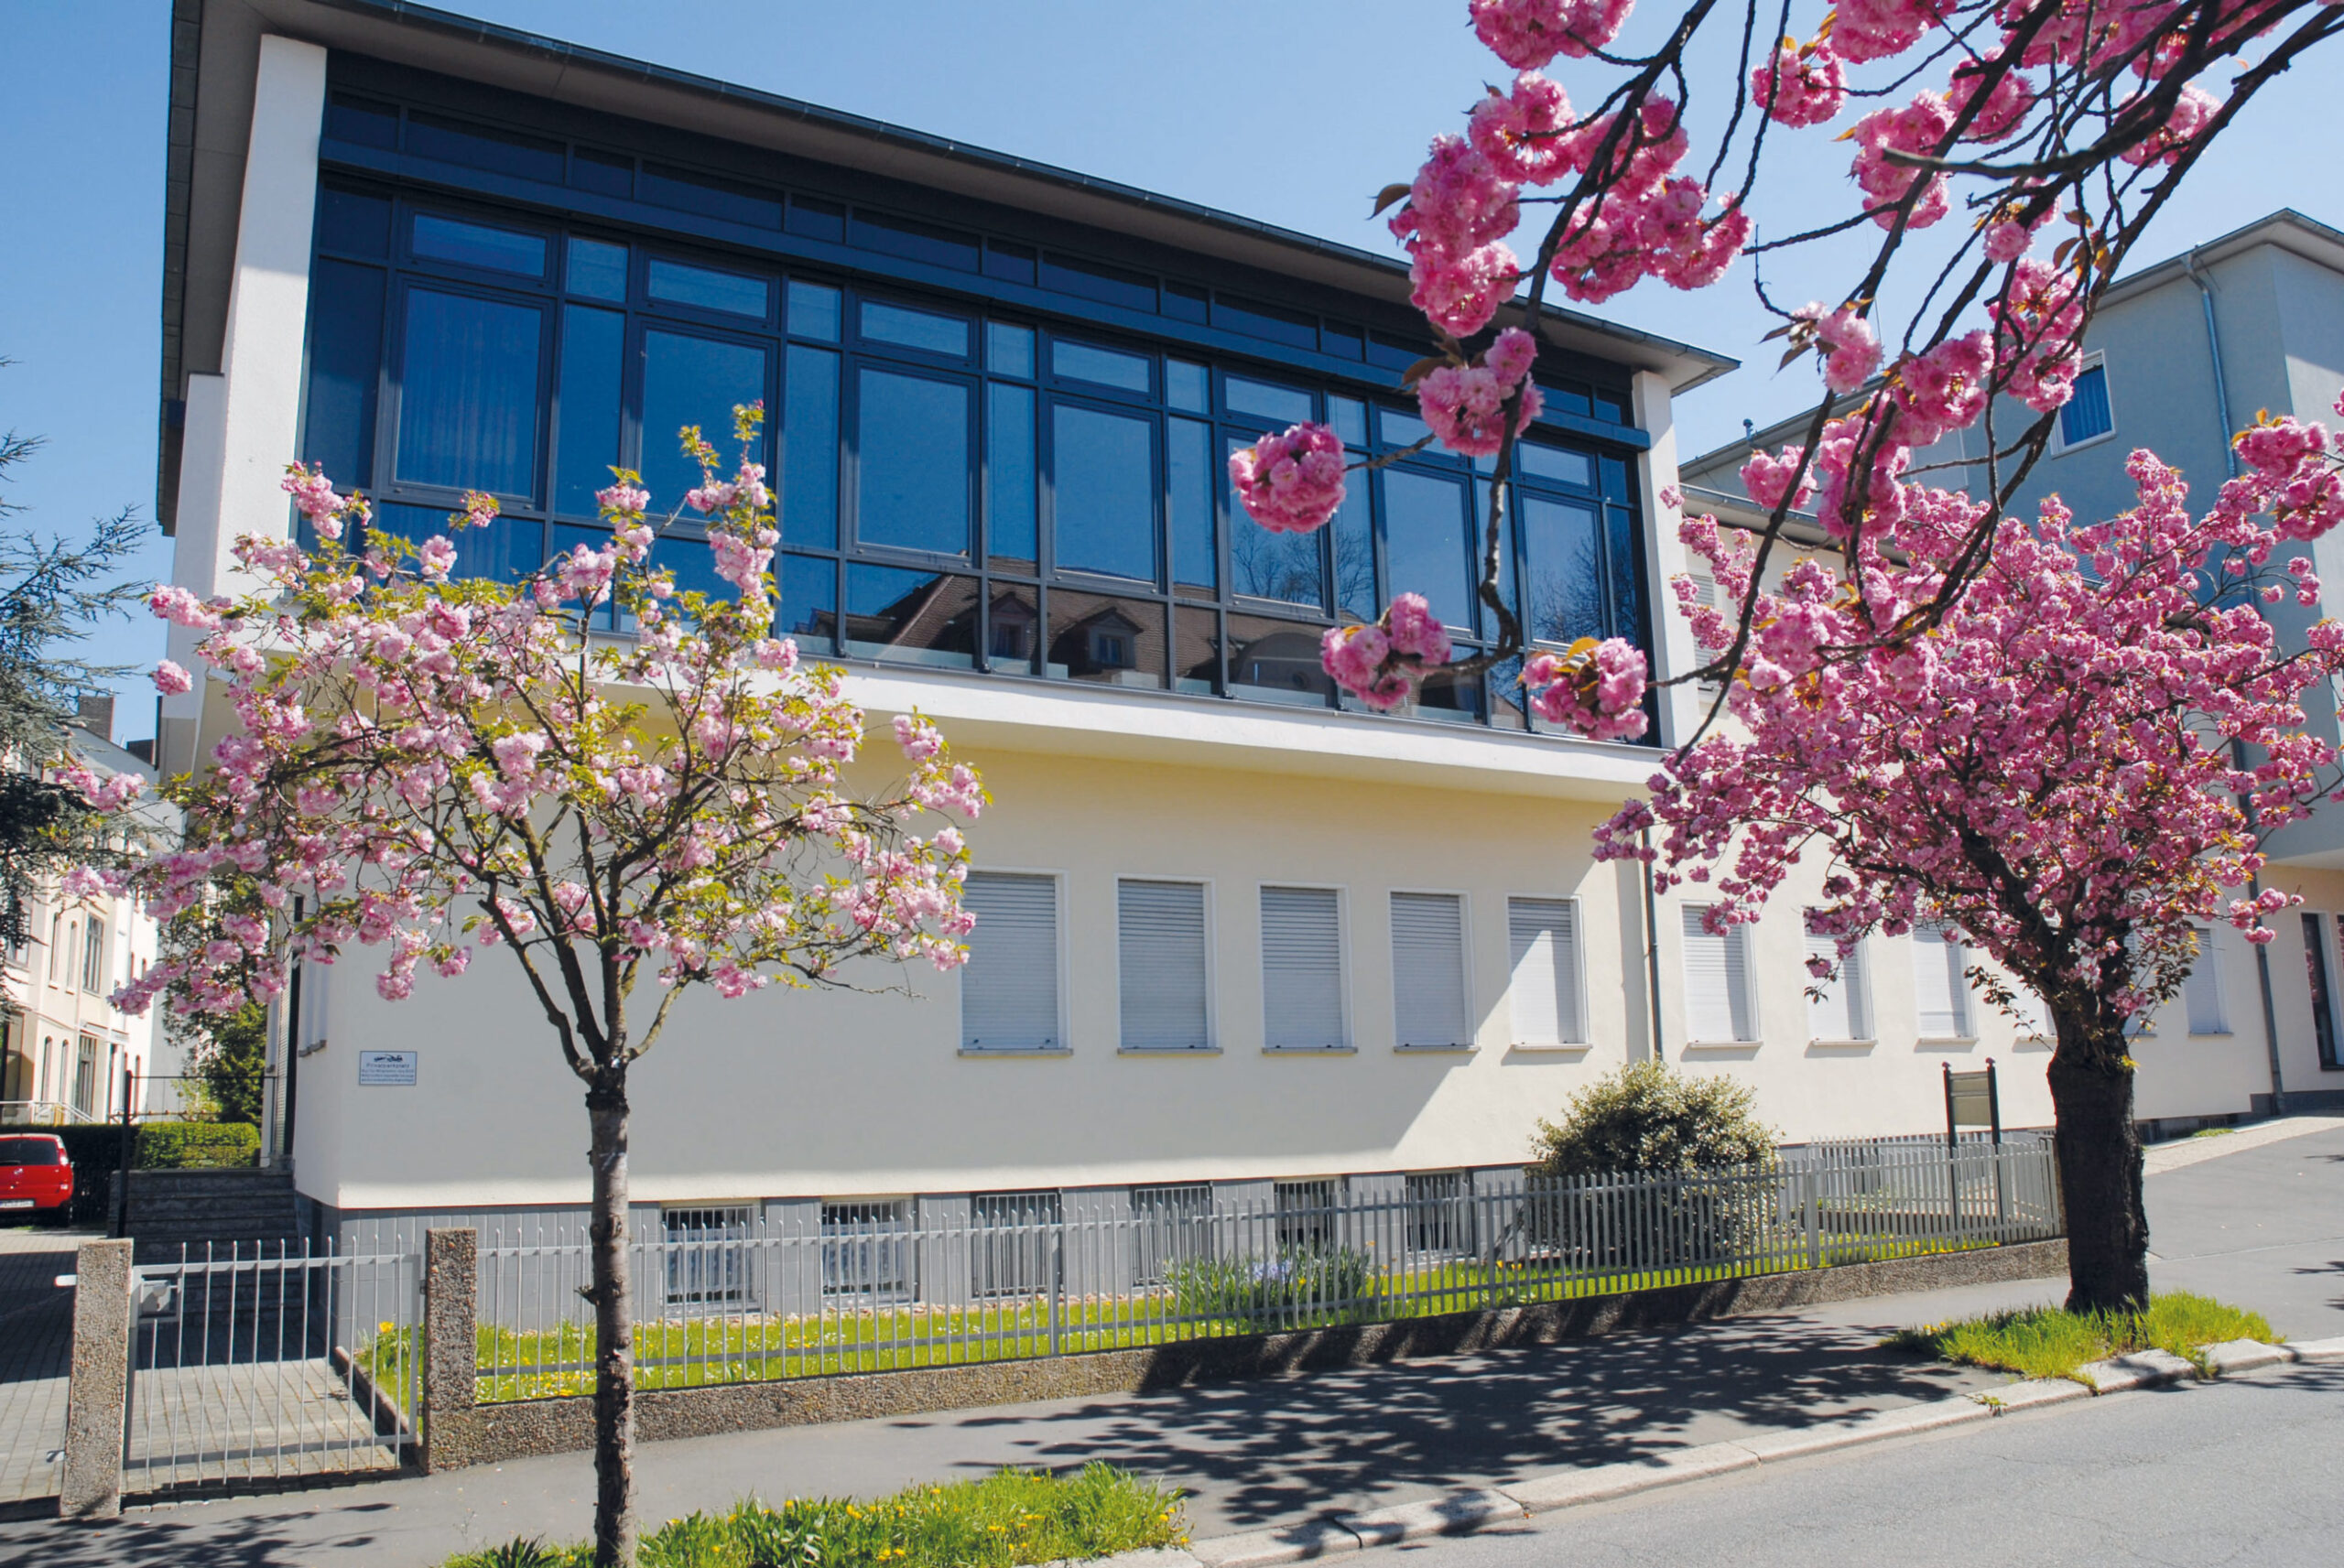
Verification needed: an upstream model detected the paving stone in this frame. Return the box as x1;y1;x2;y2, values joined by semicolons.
2287;1336;2344;1363
2075;1349;2198;1393
1500;1442;1758;1513
1336;1488;1525;1545
1190;1520;1362;1568
1986;1378;2093;1411
0;1232;81;1507
2200;1339;2295;1376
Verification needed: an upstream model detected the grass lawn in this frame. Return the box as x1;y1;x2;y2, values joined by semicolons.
362;1232;1991;1406
1885;1292;2275;1381
440;1463;1186;1568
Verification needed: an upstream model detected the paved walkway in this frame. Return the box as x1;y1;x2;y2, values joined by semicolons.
0;1226;88;1508
3;1118;2334;1563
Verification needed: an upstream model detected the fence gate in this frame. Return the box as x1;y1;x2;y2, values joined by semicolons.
124;1242;419;1492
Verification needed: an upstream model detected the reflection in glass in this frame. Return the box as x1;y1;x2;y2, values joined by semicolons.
646;257;769;319
1379;406;1434;449
566;237;628;301
1328;395;1367;448
1226;437;1324;610
1165;360;1208;414
303;259;384;490
842;564;978;667
1174;605;1219;695
1415;660;1486;724
413;214;547;277
1052;403;1156;582
1167;417;1216;597
397;289;542;495
555;306;624;515
986;322;1035;379
1381;468;1473;631
776;552;838;654
1487;652;1530;730
642;330;767;504
782;346;839;548
615;533;738;635
1607;503;1644;645
987;384;1037;571
385;501;542;583
1334;465;1375;622
787;281;841;341
317;189;391;256
1520;496;1604;645
855;369;970;556
1226;613;1334;705
863;300;971;358
1225;375;1312;427
1047;590;1165;688
1051;338;1151;394
1519;439;1594;489
984;582;1040;673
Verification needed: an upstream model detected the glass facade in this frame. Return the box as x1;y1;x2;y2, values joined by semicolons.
298;91;1652;735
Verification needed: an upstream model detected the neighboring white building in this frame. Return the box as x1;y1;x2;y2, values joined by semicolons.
149;1;2272;1251
1;703;176;1125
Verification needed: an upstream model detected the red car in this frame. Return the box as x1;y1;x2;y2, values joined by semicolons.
0;1134;74;1216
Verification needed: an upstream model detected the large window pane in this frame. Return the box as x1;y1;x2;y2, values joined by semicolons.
1051;403;1156;582
782;345;839;548
1333;465;1374;622
565;237;627;301
1520;496;1605;646
1607;503;1645;645
843;563;977;667
787;281;841;341
1051;338;1150;395
987;322;1035;379
412;213;547;277
855;369;971;557
1046;590;1164;687
987;384;1037;572
1381;468;1473;630
985;582;1039;672
1518;439;1593;490
316;189;390;256
776;552;838;654
396;287;543;496
1226;612;1333;706
554;305;624;516
1228;437;1325;610
303;259;385;490
383;502;542;583
1174;605;1218;695
863;300;970;358
642;330;767;506
1225;375;1313;427
1168;416;1216;597
647;257;770;319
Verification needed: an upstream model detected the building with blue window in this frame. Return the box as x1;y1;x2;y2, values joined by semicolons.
158;0;2097;1253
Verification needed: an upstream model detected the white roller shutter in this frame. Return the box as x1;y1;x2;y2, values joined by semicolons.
1682;905;1753;1043
2183;925;2226;1035
1507;898;1583;1045
961;872;1059;1050
1805;925;1869;1042
1391;892;1470;1048
1261;887;1346;1049
1120;880;1210;1050
1912;923;1970;1038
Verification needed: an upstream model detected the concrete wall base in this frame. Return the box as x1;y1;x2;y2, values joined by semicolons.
424;1238;2068;1470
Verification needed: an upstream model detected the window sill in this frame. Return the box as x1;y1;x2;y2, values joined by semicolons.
1917;1036;1980;1047
957;1046;1072;1059
1683;1039;1760;1051
1394;1043;1478;1054
1806;1037;1875;1052
2185;1029;2233;1039
1505;1041;1591;1054
1117;1045;1222;1056
1263;1044;1356;1055
2051;428;2117;458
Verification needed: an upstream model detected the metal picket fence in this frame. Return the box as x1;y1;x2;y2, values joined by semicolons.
124;1240;419;1491
434;1138;2059;1404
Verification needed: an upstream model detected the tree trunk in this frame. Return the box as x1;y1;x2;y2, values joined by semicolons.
586;1067;636;1568
2046;1024;2150;1314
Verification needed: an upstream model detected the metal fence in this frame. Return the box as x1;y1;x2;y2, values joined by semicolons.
457;1139;2059;1402
125;1240;418;1492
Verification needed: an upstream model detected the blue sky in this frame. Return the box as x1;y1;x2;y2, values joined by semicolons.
4;0;2338;744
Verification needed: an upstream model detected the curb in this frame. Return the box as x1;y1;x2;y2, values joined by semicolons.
1179;1338;2330;1566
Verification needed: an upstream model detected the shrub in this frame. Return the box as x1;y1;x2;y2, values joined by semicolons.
135;1120;260;1169
1528;1061;1776;1176
440;1463;1187;1568
1167;1246;1377;1325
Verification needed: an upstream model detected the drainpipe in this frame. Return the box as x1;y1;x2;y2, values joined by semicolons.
2190;251;2288;1116
1641;825;1666;1062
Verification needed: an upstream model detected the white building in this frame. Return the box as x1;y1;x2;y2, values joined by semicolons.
149;0;2294;1252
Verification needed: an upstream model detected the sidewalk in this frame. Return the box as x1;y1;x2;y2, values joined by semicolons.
0;1227;88;1509
4;1119;2334;1567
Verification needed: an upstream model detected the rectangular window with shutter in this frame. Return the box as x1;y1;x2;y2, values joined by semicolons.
2184;925;2227;1035
960;871;1061;1051
1261;886;1347;1050
1804;916;1870;1042
1391;892;1470;1048
1119;880;1211;1050
1912;922;1971;1039
1508;898;1584;1045
1681;904;1753;1043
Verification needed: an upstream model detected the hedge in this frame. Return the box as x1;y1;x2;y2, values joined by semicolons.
36;1121;261;1226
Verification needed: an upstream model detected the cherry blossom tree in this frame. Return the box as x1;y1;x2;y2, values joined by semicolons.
1598;405;2344;1311
1222;0;2344;723
104;408;979;1567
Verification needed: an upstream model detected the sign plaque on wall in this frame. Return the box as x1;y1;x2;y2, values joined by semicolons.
357;1050;418;1087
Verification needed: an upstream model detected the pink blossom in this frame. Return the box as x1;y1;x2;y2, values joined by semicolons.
148;585;222;632
1752;42;1847;128
1850;92;1955;230
1468;0;1633;69
418;535;458;581
1416;329;1544;457
2122;83;2219;168
1467;72;1575;185
1795;304;1883;394
152;659;194;696
1385;592;1454;665
1525;637;1649;741
1741;448;1817;514
1230;422;1349;534
1830;0;1952;63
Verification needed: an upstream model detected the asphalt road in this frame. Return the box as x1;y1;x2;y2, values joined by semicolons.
1382;1361;2344;1568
